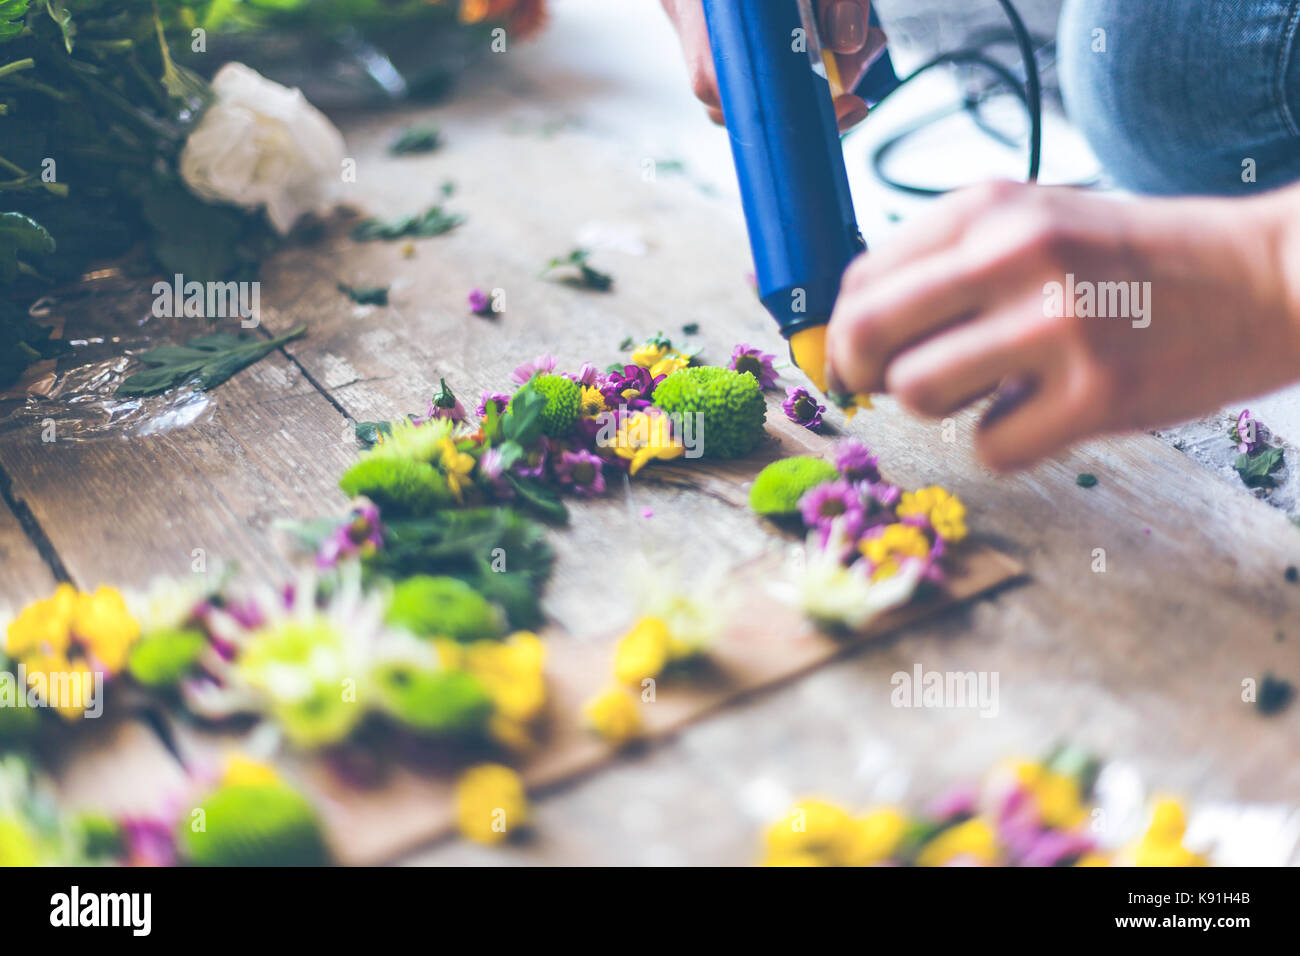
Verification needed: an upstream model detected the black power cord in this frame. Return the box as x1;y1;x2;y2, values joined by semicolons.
866;0;1046;196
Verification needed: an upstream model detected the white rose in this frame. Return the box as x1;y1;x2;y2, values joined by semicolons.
180;62;345;235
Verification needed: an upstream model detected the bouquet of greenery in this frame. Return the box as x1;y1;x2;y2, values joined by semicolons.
0;0;545;387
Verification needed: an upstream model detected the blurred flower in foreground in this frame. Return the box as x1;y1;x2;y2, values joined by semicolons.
456;764;530;845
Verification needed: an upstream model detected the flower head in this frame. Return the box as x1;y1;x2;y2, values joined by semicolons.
438;438;476;502
316;499;384;569
600;364;661;410
584;687;643;745
179;63;345;235
650;351;691;379
429;378;467;423
799;480;866;544
834;439;880;484
613;617;672;685
631;341;670;369
1234;409;1260;454
579;385;607;417
476;390;510;418
859;523;932;581
897;486;968;542
510;353;557;385
729;343;780;390
610;411;685;475
553;448;607;496
468;288;493;315
782;387;825;430
455;764;529;845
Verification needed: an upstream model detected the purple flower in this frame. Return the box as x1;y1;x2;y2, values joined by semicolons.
122;817;178;867
571;362;600;387
867;482;901;510
316;500;384;569
926;784;979;822
782;386;825;430
601;364;662;410
553;448;607;497
478;447;515;497
729;343;779;390
476;390;510;418
1235;409;1260;454
428;378;466;422
514;436;551;479
511;353;557;385
1019;829;1096;867
468;288;493;316
799;480;865;536
835;439;880;483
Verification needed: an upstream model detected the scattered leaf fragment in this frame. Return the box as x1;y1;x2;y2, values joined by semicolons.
337;282;389;306
116;326;306;397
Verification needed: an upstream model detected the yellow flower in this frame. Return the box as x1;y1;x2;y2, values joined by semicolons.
584;686;643;745
630;342;669;369
6;583;77;658
463;632;547;723
897;486;968;542
438;438;476;502
21;652;97;721
761;853;826;867
613;617;671;686
1133;798;1207;867
455;763;529;845
71;586;140;673
488;714;537;754
859;523;931;581
764;799;858;866
843;808;909;866
0;818;39;867
612;411;684;476
1012;761;1088;829
221;755;280;787
579;385;607;417
915;818;999;867
1075;853;1111;867
649;351;690;379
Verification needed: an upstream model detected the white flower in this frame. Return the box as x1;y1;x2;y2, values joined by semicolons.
180;62;345;235
772;521;922;632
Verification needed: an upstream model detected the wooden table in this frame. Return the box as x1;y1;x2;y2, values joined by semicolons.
2;17;1298;866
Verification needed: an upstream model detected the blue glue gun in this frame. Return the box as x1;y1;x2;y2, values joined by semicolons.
701;0;900;396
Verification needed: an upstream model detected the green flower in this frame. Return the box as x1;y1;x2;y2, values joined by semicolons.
385;575;504;642
339;457;455;514
653;366;767;459
512;373;581;438
127;628;207;688
179;782;329;867
750;457;841;516
372;664;493;734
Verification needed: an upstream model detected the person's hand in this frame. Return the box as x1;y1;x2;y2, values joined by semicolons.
660;0;882;130
825;180;1300;471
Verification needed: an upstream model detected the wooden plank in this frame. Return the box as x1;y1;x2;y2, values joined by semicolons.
0;493;58;606
0;291;356;592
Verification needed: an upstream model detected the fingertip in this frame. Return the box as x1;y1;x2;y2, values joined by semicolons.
834;95;869;131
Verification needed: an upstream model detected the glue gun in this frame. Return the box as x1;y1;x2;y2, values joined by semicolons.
700;0;899;409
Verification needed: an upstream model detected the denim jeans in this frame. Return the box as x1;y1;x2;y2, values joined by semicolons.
1058;0;1300;194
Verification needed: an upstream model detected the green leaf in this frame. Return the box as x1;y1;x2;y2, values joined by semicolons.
45;0;73;53
354;420;393;447
116;326;306;397
0;211;55;282
540;247;613;291
0;0;30;42
1075;473;1098;488
504;473;568;524
388;126;441;155
1234;446;1285;488
349;206;463;241
337;282;388;305
500;384;545;447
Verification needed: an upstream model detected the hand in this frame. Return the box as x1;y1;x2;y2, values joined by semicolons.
825;180;1300;471
661;0;882;130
